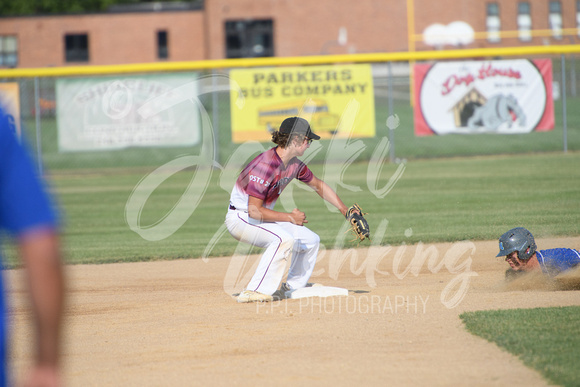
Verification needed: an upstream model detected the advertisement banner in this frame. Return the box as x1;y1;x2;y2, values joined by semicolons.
413;59;554;136
57;74;200;151
0;82;21;137
229;64;375;143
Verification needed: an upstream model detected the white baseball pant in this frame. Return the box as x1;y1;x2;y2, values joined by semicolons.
225;209;320;295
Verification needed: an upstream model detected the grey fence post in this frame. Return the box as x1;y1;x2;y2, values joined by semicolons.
571;54;576;98
33;77;43;174
212;72;220;165
387;61;395;163
561;55;568;154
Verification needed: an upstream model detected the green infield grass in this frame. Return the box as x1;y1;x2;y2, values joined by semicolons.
460;306;580;387
2;151;579;266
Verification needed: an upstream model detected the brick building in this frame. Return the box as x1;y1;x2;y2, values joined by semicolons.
0;0;578;68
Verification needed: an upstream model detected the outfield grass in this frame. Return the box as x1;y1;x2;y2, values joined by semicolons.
8;89;580;266
460;306;580;387
2;151;578;267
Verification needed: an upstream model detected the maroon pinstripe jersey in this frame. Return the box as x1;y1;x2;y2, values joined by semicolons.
229;147;314;211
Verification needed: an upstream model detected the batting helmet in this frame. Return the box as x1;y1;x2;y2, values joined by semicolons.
496;227;537;260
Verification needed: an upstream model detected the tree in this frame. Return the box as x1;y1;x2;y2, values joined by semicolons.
0;0;185;16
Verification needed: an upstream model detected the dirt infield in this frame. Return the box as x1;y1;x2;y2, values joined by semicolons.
7;237;580;386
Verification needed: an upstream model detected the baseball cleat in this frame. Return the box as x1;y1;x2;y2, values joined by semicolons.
236;290;274;303
279;282;325;298
271;282;291;300
280;282;323;291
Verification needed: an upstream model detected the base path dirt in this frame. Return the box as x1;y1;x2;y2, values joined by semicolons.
7;237;580;386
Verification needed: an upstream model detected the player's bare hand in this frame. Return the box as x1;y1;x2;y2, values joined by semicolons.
23;365;61;387
289;208;307;225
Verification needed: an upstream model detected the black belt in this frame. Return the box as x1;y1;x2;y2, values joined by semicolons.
229;204;247;212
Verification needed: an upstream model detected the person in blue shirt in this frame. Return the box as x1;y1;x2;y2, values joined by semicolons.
496;227;580;278
0;105;65;387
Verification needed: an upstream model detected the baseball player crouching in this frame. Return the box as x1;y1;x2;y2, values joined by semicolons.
225;117;352;303
496;227;580;279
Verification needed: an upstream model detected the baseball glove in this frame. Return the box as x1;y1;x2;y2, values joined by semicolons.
345;203;370;242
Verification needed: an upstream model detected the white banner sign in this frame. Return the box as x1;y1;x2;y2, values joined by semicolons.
57;74;200;151
413;59;554;136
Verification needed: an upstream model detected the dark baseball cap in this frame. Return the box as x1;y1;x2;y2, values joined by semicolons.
279;117;320;140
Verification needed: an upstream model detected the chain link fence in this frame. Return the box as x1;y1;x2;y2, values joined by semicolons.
3;53;579;174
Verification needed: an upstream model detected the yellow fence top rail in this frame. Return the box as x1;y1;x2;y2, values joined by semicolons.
1;44;580;78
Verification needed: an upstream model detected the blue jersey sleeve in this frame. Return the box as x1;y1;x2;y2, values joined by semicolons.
0;108;58;237
537;248;580;276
